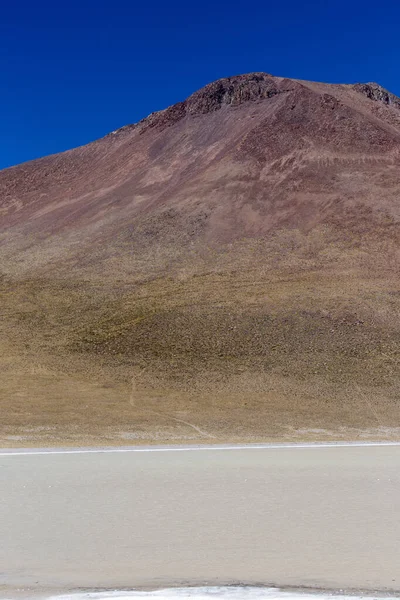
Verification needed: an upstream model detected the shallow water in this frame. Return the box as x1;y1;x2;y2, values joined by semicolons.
2;446;400;593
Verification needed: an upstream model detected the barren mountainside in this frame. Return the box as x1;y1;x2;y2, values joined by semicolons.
1;72;400;445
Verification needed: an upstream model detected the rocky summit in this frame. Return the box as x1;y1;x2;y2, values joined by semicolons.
1;72;400;445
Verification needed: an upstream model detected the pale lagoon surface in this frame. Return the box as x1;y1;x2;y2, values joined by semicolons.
2;444;400;596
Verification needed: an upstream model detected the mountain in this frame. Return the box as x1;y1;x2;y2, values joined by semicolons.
1;72;400;446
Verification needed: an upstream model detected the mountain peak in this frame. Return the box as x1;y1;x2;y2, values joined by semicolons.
185;72;284;113
114;72;298;135
117;73;400;139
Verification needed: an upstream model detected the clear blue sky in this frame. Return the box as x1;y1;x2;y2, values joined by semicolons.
1;0;399;169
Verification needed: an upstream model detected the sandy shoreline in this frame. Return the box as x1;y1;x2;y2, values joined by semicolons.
1;439;400;454
2;426;400;450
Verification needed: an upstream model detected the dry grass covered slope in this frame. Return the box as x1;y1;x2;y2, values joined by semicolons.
1;72;400;445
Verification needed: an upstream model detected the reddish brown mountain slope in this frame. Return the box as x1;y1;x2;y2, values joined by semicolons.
1;73;400;446
1;72;400;275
